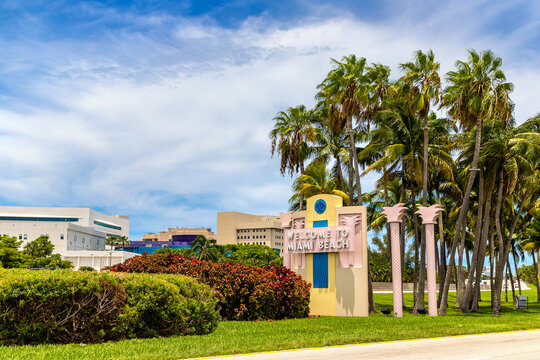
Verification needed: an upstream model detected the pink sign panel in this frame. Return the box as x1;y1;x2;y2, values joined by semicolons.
284;226;356;254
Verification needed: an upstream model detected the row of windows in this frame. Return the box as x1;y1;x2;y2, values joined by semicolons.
238;228;266;233
237;228;284;234
18;234;65;240
0;216;79;222
238;241;267;246
237;235;267;240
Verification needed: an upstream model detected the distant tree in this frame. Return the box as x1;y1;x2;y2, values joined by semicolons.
34;253;73;269
24;235;54;268
154;246;194;257
105;235;127;250
0;235;27;268
190;235;219;261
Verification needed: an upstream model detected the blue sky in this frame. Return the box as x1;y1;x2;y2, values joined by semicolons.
0;1;539;242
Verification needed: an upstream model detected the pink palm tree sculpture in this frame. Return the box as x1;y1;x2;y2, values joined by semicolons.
416;204;444;316
381;203;408;317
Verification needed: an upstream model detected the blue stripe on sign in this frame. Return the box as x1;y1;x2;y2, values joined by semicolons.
313;220;328;228
313;253;328;288
312;219;329;288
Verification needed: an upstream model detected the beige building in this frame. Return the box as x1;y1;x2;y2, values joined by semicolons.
142;227;216;242
216;211;285;251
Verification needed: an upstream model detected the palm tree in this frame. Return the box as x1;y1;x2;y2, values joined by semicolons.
311;109;350;192
399;50;441;311
317;55;367;206
270;105;316;210
291;160;349;204
190;235;219;261
439;49;513;316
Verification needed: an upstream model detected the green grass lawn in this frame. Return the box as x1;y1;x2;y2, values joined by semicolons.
2;288;539;360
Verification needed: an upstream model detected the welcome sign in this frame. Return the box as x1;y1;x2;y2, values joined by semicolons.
285;226;355;253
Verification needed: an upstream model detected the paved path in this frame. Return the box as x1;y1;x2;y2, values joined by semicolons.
203;330;540;360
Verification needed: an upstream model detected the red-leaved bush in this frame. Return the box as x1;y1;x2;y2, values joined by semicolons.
109;254;311;320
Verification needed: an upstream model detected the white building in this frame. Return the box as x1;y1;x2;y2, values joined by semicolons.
0;206;135;268
62;250;138;271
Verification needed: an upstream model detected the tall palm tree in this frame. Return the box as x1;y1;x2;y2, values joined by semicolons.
270;105;316;210
399;50;441;311
317;55;367;206
438;49;513;316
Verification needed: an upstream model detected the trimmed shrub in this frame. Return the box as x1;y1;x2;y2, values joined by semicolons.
0;269;219;345
110;254;311;321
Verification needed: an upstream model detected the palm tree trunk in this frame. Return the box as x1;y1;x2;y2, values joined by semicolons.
346;115;356;206
336;158;345;191
471;174;495;312
532;250;540;302
418;114;429;311
437;191;446;304
461;169;485;312
349;119;363;206
411;183;425;312
455;227;468;309
367;258;376;313
489;224;495;308
507;259;516;303
505;267;509;303
439;118;482;316
299;163;305;211
492;189;531;315
512;245;522;295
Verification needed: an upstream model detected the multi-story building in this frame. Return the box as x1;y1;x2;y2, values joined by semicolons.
115;227;217;254
0;206;129;254
142;227;216;242
216;211;285;251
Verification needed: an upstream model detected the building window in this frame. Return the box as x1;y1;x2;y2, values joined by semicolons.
93;220;122;231
60;234;64;240
18;234;22;240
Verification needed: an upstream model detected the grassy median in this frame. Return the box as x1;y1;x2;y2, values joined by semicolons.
1;288;539;360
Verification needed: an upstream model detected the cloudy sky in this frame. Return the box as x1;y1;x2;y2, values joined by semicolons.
0;0;539;239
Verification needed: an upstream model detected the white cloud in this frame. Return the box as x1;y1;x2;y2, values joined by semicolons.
0;3;538;238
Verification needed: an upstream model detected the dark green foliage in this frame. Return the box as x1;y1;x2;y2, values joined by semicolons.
110;253;311;321
78;266;95;271
369;236;414;282
23;235;54;267
225;244;283;266
518;265;538;286
0;235;73;269
155;243;283;267
0;269;219;345
0;236;27;268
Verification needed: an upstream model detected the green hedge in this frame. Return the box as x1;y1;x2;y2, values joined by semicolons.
0;269;219;345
